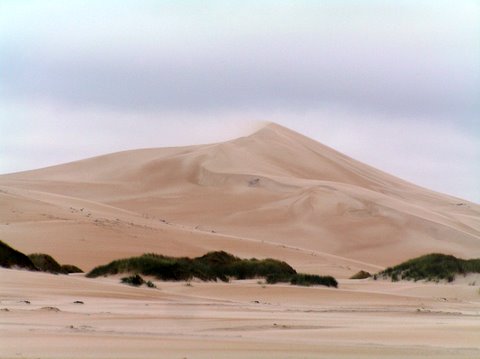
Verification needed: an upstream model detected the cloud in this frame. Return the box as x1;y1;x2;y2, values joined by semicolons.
0;1;478;202
1;1;479;117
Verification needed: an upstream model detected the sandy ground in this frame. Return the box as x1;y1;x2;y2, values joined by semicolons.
1;268;480;359
1;123;480;358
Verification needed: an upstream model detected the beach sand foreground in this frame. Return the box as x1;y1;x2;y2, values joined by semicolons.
1;269;479;359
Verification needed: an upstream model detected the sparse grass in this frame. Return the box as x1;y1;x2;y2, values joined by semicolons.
87;250;337;288
0;240;37;271
378;253;480;283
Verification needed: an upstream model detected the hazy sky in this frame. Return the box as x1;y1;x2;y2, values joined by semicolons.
1;1;479;202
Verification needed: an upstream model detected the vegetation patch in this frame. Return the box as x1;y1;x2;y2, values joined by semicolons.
289;273;338;287
121;274;145;286
28;253;66;274
146;280;156;288
350;270;371;279
378;253;480;283
0;240;37;271
120;274;156;288
61;264;84;274
87;250;337;288
0;240;83;275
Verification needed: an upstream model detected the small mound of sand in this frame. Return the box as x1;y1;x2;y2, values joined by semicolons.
39;306;61;312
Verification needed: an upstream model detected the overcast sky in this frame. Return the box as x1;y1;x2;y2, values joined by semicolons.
1;1;479;202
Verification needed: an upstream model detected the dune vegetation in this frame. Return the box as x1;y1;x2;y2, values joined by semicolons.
121;274;156;288
28;253;84;274
349;270;371;279
0;240;82;274
0;240;38;271
87;250;338;288
378;253;480;282
28;253;67;274
61;264;84;274
287;273;338;287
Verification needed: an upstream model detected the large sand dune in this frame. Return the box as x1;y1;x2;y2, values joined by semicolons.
1;123;480;358
1;123;478;274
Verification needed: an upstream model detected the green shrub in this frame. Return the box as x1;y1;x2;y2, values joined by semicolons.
0;240;37;271
61;264;84;274
87;250;336;288
87;251;296;283
0;241;83;275
349;270;371;279
146;280;156;288
378;253;480;283
28;253;66;274
290;274;338;287
121;274;145;286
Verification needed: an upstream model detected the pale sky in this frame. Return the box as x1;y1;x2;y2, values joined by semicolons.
0;1;479;202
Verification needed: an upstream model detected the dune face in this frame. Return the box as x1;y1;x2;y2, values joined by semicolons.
0;123;479;276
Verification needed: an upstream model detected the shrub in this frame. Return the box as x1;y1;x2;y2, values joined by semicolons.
0;240;37;271
349;270;371;279
61;264;84;274
121;274;145;286
87;251;337;288
146;280;156;288
28;253;66;274
290;274;338;287
0;242;82;275
88;251;296;282
377;253;480;283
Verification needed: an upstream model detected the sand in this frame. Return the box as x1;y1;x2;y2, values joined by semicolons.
1;268;479;359
1;123;479;358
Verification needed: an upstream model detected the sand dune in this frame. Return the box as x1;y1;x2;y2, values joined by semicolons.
1;123;478;274
1;123;480;358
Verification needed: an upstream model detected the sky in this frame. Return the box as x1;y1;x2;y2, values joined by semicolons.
0;0;479;202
